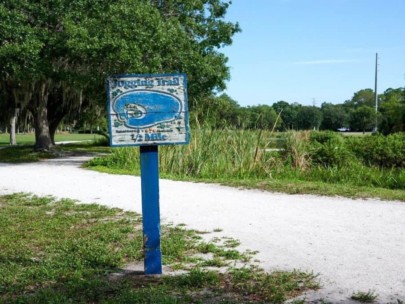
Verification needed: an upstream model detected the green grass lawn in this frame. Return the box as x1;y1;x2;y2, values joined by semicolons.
0;194;318;303
0;141;110;163
0;132;110;163
0;132;103;146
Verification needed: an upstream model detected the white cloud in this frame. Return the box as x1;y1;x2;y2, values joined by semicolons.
293;59;357;65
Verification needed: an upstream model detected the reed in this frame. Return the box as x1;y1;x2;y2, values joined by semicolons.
87;129;405;191
159;128;281;179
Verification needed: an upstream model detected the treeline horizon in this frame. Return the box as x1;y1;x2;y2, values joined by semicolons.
2;86;404;137
193;87;405;134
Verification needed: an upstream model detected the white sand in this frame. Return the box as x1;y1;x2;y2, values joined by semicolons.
1;156;404;303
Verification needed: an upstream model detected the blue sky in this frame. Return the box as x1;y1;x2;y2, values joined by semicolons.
222;0;405;106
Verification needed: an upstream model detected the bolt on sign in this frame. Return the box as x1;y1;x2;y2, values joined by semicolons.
107;73;189;146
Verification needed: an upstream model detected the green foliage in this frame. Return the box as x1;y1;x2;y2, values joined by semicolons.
309;131;353;168
351;290;378;303
282;131;311;170
349;105;377;132
88;128;281;180
259;88;403;134
379;88;405;134
87;129;405;194
320;103;349;131
0;194;143;298
0;0;240;149
191;94;281;131
273;101;301;130
88;146;139;173
229;266;319;303
242;105;280;130
279;132;405;190
347;133;405;168
0;145;56;162
161;224;199;264
292;164;405;190
192;93;241;128
165;268;220;288
296;106;323;130
0;2;44;78
350;89;376;108
0;132;104;146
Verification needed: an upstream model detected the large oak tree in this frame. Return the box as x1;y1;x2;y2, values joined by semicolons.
0;0;239;150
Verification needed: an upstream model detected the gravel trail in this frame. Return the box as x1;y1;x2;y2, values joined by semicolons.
1;156;404;303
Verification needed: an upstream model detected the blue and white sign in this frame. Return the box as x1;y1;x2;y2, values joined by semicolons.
107;73;189;146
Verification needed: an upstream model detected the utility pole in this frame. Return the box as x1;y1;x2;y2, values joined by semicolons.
374;53;378;132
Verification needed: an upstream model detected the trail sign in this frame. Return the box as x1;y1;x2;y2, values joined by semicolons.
107;73;189;146
107;73;190;275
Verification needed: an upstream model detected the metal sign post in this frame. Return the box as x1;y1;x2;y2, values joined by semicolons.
140;145;161;274
107;73;189;275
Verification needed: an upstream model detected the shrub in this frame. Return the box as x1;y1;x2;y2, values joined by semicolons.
347;133;405;168
309;131;353;168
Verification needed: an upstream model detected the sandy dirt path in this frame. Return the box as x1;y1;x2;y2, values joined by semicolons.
1;156;404;303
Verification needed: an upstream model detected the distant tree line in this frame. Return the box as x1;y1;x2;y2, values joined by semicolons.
2;85;404;143
194;87;405;134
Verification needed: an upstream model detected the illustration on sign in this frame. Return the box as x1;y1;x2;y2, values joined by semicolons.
107;73;189;146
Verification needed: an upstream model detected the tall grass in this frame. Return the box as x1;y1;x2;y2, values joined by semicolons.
89;128;284;180
282;131;311;171
87;129;405;191
160;128;282;179
279;131;405;190
276;163;405;190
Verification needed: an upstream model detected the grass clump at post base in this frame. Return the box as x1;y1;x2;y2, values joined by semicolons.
0;193;318;303
350;290;379;303
86;129;405;201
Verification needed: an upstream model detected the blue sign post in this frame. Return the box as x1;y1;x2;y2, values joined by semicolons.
107;73;189;275
140;145;162;274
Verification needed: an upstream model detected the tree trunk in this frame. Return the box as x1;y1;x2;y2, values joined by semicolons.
47;86;69;145
49;115;65;145
32;105;53;151
9;109;18;145
5;80;18;145
28;82;53;151
49;122;57;146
